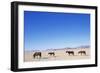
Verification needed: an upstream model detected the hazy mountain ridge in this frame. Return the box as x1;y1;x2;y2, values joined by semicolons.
25;45;90;52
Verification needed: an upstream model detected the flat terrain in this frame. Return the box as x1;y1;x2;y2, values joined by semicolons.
24;48;90;62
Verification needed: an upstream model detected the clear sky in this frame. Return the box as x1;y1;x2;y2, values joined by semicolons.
24;11;90;51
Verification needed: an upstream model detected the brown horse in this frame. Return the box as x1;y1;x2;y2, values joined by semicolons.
78;51;86;55
48;52;55;56
33;52;41;59
66;51;74;56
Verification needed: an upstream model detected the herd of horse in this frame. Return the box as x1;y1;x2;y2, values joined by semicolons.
33;50;86;59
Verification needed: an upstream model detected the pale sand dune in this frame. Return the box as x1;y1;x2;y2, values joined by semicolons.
24;48;90;62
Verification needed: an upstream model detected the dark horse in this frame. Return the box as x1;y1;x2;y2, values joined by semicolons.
78;51;86;55
33;52;41;59
66;51;74;56
48;52;55;56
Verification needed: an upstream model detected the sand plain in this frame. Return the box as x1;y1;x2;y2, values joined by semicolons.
24;48;90;62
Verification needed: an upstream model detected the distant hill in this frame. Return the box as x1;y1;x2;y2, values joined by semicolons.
45;45;90;51
76;45;90;48
25;45;90;52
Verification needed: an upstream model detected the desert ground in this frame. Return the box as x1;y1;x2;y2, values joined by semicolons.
24;48;90;62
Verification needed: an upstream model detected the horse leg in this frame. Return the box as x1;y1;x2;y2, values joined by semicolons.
84;52;86;55
73;53;74;56
69;53;71;56
53;53;55;56
33;55;35;59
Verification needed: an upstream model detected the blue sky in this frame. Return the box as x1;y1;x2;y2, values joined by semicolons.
24;11;90;51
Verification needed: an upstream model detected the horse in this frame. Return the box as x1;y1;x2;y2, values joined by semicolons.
78;51;86;55
48;52;55;56
66;51;74;56
33;52;41;59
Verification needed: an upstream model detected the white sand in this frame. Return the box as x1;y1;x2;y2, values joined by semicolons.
24;48;90;62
